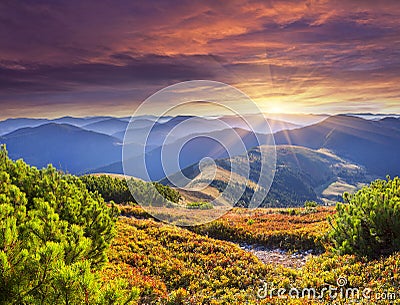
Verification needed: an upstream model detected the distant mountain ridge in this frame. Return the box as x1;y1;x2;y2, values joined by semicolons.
83;118;129;135
0;115;300;177
274;115;400;176
0;123;121;174
0;115;300;140
0;118;50;136
109;127;273;180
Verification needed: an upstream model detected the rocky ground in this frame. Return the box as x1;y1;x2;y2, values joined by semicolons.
239;243;316;268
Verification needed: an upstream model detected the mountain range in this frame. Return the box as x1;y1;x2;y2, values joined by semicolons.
1;113;399;206
0;123;121;174
274;115;400;176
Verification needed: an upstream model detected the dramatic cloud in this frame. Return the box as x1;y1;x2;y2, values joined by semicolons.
1;0;400;118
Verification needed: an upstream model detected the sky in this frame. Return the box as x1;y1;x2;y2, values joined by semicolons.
1;0;400;119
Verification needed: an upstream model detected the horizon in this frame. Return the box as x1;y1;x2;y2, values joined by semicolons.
1;112;400;121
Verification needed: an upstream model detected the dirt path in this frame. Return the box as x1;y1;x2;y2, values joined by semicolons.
239;243;316;268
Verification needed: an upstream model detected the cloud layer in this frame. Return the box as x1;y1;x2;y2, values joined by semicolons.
1;0;400;118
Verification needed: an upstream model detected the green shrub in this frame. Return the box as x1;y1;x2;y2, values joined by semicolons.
329;176;400;258
80;174;134;203
304;200;318;208
186;201;213;210
80;175;181;204
0;145;137;304
247;219;255;225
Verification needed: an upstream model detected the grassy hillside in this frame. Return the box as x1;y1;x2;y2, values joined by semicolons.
165;145;367;207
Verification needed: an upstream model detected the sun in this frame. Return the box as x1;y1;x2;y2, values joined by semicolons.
269;105;284;113
264;102;288;114
255;98;291;114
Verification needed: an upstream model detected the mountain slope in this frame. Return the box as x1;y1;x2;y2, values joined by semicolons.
220;114;300;133
117;115;300;143
0;118;49;135
0;123;122;174
274;115;400;176
52;116;111;126
82;118;129;135
161;145;367;206
0;116;115;136
92;127;273;180
379;117;400;131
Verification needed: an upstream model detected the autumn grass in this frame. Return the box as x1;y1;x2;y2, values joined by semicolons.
102;208;400;304
120;205;334;251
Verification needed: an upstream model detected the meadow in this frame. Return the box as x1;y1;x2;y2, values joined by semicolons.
108;205;400;304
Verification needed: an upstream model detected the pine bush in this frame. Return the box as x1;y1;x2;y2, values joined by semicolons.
329;176;400;258
0;145;138;304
